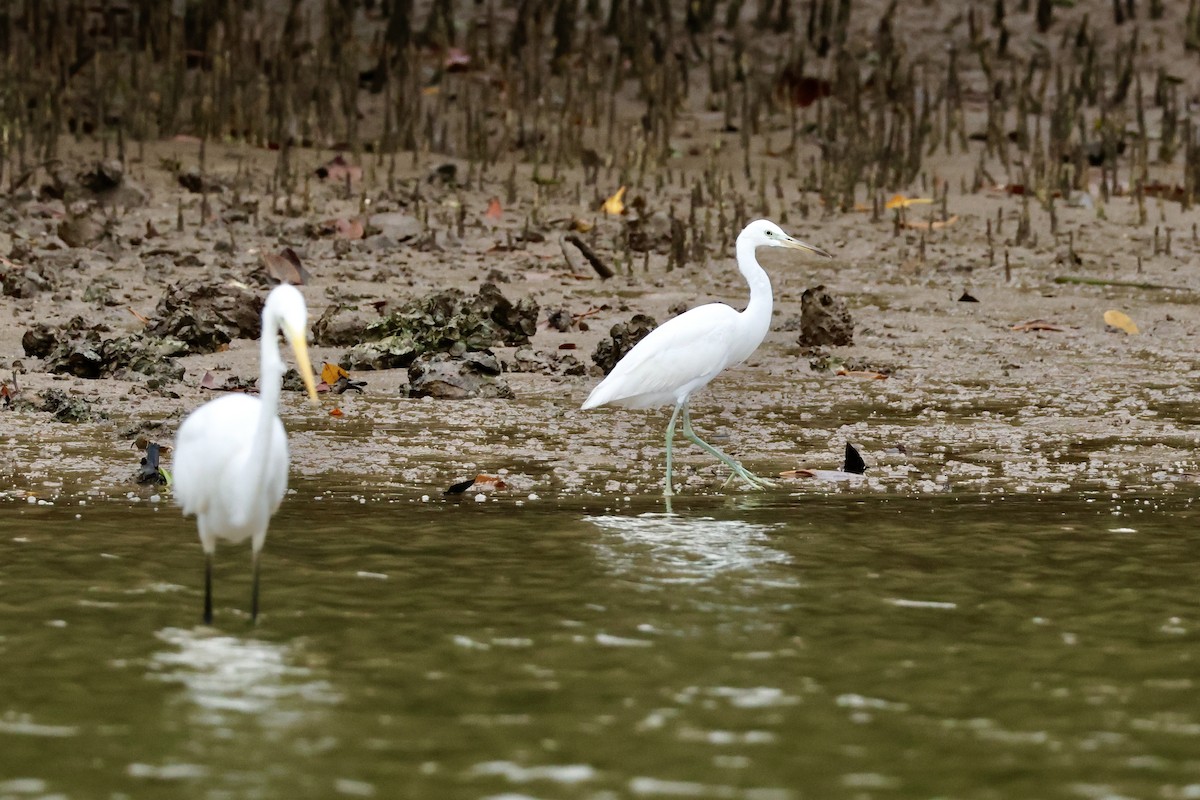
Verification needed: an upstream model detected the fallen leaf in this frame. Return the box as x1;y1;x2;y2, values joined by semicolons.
321;362;350;385
444;47;472;71
570;216;593;233
835;369;889;380
903;214;959;231
1140;182;1186;203
958;291;979;303
601;186;626;215
262;247;311;285
473;474;508;490
199;371;218;390
886;194;934;209
444;477;476;495
485;197;503;221
315;154;362;183
333;218;364;240
843;442;867;475
1103;309;1139;334
128;307;150;324
777;73;832;108
1011;319;1064;332
329;407;344;417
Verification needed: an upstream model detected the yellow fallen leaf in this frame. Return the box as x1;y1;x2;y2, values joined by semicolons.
1103;309;1138;334
601;186;626;215
321;361;350;384
886;193;934;209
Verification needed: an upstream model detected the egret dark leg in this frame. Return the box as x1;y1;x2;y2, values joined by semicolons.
663;402;684;497
203;552;213;625
251;550;261;624
680;403;776;490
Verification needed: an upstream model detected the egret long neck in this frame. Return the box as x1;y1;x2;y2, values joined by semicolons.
251;311;284;477
733;236;773;360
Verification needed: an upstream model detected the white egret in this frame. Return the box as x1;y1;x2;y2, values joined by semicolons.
582;219;832;496
173;284;318;624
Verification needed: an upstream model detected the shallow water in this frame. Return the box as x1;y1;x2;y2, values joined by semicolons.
2;490;1200;799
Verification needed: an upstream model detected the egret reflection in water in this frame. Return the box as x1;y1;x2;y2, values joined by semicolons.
587;512;794;585
148;627;339;727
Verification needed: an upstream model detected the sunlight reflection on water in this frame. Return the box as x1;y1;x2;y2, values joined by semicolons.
147;627;339;726
587;512;795;585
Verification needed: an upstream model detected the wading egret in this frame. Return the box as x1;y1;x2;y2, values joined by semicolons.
173;284;318;624
582;219;832;496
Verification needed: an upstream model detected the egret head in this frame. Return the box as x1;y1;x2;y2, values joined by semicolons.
741;219;833;259
265;284;319;403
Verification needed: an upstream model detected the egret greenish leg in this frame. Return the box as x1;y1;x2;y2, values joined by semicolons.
680;403;777;490
663;402;684;497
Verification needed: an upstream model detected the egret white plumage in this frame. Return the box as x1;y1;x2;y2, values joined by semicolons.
173;284;318;624
582;219;832;496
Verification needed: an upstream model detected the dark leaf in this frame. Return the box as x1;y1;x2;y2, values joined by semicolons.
444;477;476;495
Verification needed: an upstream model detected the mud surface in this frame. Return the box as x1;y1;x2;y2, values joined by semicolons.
2;1;1200;502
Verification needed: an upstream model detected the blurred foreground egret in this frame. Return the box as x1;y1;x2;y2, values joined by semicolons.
173;284;318;624
582;219;832;496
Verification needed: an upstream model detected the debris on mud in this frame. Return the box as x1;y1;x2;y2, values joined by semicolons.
38;389;100;423
592;314;657;374
1;262;54;298
797;285;853;347
22;317;188;381
509;347;587;376
148;281;264;353
343;283;538;370
136;441;170;485
408;351;514;399
313;303;380;346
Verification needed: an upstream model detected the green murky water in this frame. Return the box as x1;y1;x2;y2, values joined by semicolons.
2;490;1199;799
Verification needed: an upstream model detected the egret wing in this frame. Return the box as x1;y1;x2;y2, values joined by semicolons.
172;394;262;517
584;304;741;408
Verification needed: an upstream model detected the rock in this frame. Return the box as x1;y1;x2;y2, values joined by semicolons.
39;389;98;423
77;159;124;193
148;281;264;353
57;216;104;248
367;212;422;242
343;282;539;370
23;316;187;381
797;285;853;347
547;308;573;332
592;313;657;374
408;352;514;399
2;265;53;298
313;303;379;346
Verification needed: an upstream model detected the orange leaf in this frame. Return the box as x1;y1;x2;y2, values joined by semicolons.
485;197;503;221
321;362;350;385
329;407;345;417
886;193;933;210
473;474;508;490
1103;309;1139;334
601;186;626;215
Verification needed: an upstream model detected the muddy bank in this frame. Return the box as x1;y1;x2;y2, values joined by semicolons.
2;1;1200;503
